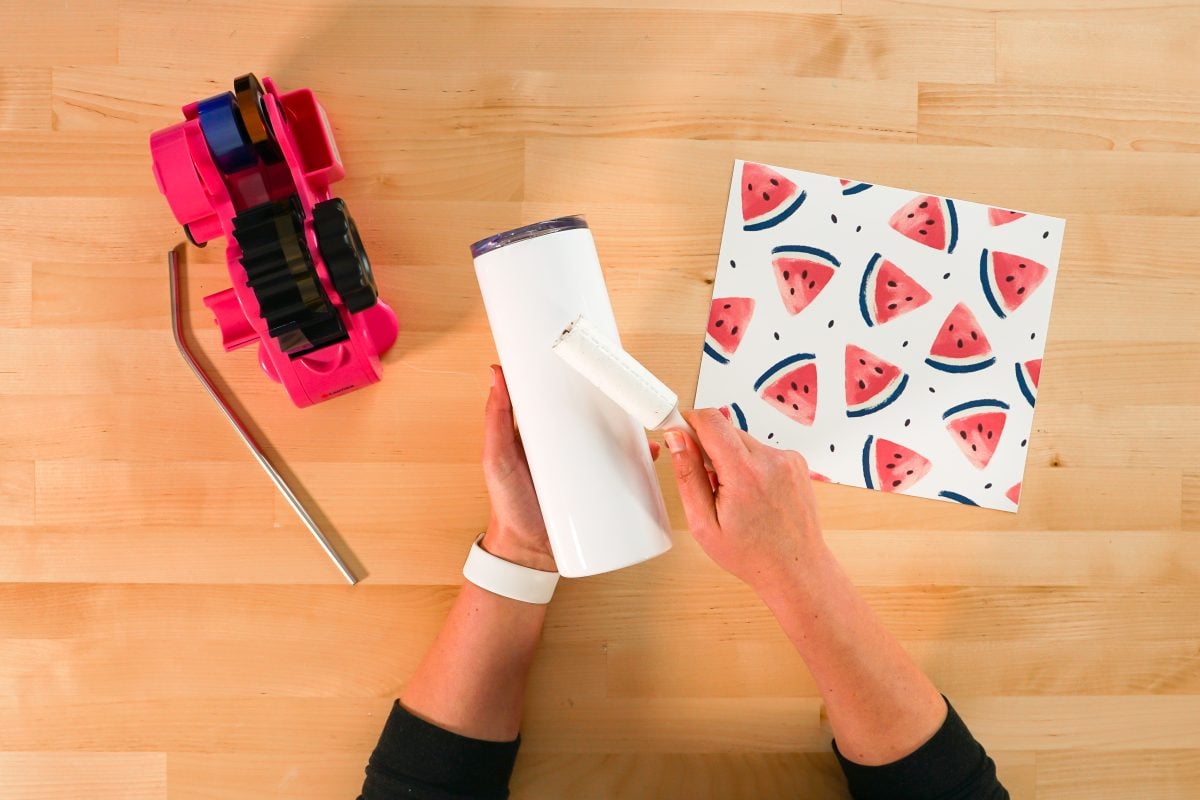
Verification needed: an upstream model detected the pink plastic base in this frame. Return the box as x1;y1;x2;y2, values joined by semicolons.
150;77;398;407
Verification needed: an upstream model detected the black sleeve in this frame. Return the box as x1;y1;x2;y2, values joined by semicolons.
833;698;1008;800
358;701;521;800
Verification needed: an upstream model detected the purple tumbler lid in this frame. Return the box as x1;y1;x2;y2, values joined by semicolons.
470;215;588;259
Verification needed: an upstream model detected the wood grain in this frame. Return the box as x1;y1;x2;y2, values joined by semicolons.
2;0;1198;797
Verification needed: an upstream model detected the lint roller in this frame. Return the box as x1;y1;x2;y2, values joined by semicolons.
553;314;712;469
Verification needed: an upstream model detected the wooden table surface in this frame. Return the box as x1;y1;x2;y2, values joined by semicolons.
3;1;1199;797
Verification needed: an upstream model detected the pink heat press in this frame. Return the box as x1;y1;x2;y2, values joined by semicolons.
150;73;398;407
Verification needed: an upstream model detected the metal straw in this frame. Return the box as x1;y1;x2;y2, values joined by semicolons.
168;247;358;584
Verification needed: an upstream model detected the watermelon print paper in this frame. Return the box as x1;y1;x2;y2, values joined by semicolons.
694;160;1066;512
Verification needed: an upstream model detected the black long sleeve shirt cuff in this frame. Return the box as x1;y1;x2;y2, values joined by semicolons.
359;701;520;800
833;698;1008;800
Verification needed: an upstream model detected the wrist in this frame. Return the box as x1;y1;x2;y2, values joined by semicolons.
752;540;837;611
481;527;557;573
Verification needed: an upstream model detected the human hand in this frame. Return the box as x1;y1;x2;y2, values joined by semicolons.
662;408;825;598
480;365;661;573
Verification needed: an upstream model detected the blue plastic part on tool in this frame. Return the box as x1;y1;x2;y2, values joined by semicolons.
197;92;257;174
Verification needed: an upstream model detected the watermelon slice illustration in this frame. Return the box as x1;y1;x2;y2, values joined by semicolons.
754;353;818;426
925;303;995;373
943;399;1009;469
988;208;1025;226
719;402;749;431
980;249;1049;318
889;195;958;254
771;245;840;316
938;490;979;506
1015;358;1042;406
861;435;931;492
845;344;909;418
703;297;755;364
741;162;806;232
1006;482;1022;505
840;179;872;195
858;253;932;327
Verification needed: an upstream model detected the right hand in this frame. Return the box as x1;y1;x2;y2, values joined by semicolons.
663;408;825;597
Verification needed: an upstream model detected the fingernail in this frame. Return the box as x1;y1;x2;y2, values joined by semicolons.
489;365;498;387
664;430;685;454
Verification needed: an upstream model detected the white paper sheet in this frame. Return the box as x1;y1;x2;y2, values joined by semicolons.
694;160;1066;512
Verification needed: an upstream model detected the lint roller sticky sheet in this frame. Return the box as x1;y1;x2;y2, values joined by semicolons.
553;316;711;470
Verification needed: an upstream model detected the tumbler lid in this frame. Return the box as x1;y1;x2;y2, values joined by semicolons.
470;215;588;259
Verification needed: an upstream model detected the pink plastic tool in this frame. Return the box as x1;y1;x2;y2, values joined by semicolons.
150;74;398;407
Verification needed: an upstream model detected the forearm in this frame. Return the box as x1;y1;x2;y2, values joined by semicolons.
400;529;550;742
757;542;946;766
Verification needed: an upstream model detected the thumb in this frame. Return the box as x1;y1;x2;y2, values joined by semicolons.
664;429;719;538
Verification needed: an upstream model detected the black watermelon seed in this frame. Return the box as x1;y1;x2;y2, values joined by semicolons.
904;419;911;427
831;214;838;223
873;366;883;374
977;422;983;432
723;303;731;309
830;444;836;453
960;430;967;439
783;270;790;279
886;463;895;469
747;183;753;191
906;469;914;475
905;296;913;301
1017;287;1025;294
907;212;915;219
856;225;862;232
858;379;866;390
894;453;902;459
803;385;809;393
902;340;909;347
985;482;992;489
770;178;779;186
1043;231;1049;239
948;324;955;332
762;191;770;201
776;394;785;402
859;358;866;365
987;431;992;439
773;332;780;340
1031;332;1036;340
731;325;738;335
767;432;774;439
971;444;977;451
943;272;951;279
887;280;897;287
801;270;808;279
791;381;798;390
929;386;936;393
809;280;816;289
792;403;799;410
789;287;795;295
1021;439;1028;447
715;319;724;327
730;259;736;268
971;331;977;340
957;338;964;348
892;479;902;487
888;303;898;310
918;229;927;235
918;201;928;209
828;320;835;328
1005;275;1014;282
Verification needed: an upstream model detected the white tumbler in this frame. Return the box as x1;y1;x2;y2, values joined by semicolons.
471;216;673;577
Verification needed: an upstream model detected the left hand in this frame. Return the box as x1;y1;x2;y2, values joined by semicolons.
480;365;660;573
